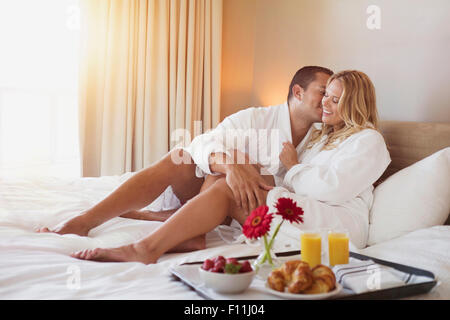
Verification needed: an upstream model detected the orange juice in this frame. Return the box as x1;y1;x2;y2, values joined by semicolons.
300;232;322;268
328;232;349;266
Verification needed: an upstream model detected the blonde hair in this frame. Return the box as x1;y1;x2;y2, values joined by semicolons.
308;70;379;150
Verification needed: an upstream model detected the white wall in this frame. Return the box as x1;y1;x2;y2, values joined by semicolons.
221;0;450;123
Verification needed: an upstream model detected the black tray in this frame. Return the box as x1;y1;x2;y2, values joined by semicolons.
172;250;437;300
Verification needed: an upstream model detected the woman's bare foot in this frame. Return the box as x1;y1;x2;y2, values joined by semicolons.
71;243;158;264
36;214;92;237
70;235;206;264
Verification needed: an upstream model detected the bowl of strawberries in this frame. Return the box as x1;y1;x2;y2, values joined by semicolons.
199;256;255;294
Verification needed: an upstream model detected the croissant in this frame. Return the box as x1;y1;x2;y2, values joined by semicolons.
302;278;331;294
267;269;285;292
287;265;313;293
267;260;313;293
311;265;336;290
267;261;336;295
280;260;309;283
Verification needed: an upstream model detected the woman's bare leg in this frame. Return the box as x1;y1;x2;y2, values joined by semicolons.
118;174;229;253
71;176;273;264
118;208;207;253
37;149;204;236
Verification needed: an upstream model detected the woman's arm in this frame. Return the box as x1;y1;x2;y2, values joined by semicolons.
283;130;391;203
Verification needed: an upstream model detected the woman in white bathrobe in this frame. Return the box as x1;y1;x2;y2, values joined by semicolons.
68;70;390;263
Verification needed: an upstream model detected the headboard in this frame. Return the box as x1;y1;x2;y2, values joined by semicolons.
376;120;450;225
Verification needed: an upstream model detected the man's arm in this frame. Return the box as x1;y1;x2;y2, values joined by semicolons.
187;107;274;213
184;108;255;177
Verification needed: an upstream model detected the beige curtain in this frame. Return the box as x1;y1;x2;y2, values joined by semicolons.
78;0;222;177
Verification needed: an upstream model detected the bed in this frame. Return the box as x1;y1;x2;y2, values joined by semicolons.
0;120;449;300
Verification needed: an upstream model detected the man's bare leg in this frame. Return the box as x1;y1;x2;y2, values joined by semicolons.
119;173;225;222
37;149;204;236
120;209;177;222
71;176;274;264
118;174;230;252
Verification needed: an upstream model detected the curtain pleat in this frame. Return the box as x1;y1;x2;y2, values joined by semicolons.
78;0;222;177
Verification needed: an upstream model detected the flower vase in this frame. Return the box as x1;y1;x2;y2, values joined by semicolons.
252;238;282;279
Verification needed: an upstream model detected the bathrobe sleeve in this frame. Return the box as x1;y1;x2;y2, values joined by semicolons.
283;129;391;204
266;186;370;249
184;108;255;176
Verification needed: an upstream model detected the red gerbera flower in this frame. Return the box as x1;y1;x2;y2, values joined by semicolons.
243;205;273;239
274;197;304;224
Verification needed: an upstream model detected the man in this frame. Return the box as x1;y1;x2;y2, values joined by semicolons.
37;66;333;253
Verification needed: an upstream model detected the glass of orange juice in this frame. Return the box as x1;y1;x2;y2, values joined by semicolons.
328;229;349;266
300;230;322;268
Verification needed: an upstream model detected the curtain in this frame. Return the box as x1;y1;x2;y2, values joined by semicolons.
78;0;222;177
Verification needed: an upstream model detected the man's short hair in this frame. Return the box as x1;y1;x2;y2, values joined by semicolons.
287;66;334;102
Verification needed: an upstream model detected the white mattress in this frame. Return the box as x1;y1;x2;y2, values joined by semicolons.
0;174;448;299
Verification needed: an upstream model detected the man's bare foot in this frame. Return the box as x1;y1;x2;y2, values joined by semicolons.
71;243;158;264
36;214;91;237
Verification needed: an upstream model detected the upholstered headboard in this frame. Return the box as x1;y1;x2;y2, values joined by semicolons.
377;120;450;225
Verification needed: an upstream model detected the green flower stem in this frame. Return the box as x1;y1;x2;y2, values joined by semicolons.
268;220;284;249
260;220;284;265
263;235;273;265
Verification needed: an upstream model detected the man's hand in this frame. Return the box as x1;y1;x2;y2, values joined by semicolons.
209;150;273;215
279;141;299;171
224;163;273;215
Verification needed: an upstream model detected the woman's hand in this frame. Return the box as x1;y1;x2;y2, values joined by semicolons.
279;141;299;171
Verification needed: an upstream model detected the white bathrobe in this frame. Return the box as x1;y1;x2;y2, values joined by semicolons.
266;128;391;249
149;102;391;249
184;102;314;186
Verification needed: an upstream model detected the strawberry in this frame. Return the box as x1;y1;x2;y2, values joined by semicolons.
213;256;226;263
239;260;253;273
201;259;214;271
212;259;225;273
226;258;239;265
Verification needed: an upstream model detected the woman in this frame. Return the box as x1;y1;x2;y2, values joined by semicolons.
272;70;391;249
58;70;389;263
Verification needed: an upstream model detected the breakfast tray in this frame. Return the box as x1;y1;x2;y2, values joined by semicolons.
169;250;438;300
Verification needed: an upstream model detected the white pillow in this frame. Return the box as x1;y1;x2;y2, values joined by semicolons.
368;147;450;246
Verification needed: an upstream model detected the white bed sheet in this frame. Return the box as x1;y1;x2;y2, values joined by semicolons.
0;174;448;299
358;225;449;299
